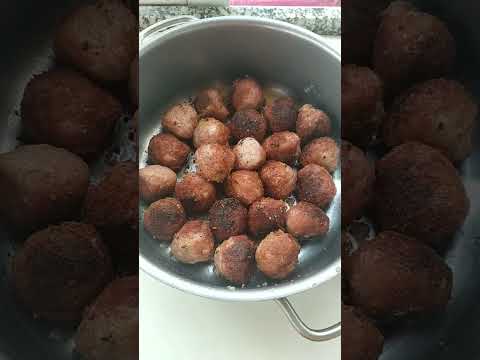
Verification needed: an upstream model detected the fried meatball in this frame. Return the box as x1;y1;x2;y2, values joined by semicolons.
348;231;453;318
171;220;215;264
232;78;264;111
341;141;375;227
13;222;113;323
233;137;266;170
21;69;122;159
225;170;264;206
161;103;198;140
54;0;137;83
342;64;384;148
263;131;301;165
193;117;230;148
383;78;478;162
214;235;256;285
342;304;384;360
129;57;138;107
143;198;186;242
208;198;248;242
175;173;216;213
297;164;337;208
148;133;191;171
75;276;138;360
194;88;229;121
286;202;329;239
0;144;89;232
255;230;300;279
300;137;339;173
296;104;332;144
259;161;297;200
195;143;235;183
139;165;177;203
373;1;456;96
263;96;297;132
229;109;267;142
248;197;287;237
374;142;469;248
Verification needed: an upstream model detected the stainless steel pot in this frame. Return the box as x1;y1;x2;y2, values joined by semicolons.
138;16;342;341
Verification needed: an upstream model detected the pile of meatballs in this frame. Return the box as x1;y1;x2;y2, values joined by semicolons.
141;77;339;283
342;1;477;359
0;1;138;360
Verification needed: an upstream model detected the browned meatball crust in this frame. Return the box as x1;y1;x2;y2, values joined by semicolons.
193;117;230;148
225;170;264;206
162;103;198;140
259;161;297;200
139;165;177;203
286;202;330;239
229;109;268;142
262;131;301;165
233;137;266;170
208;198;248;242
148;133;191;171
175;173;216;213
232;78;264;111
263;96;297;132
300;137;339;173
297;164;337;208
171;220;215;264
195;88;230;121
143;198;186;242
195;143;235;183
296;104;332;144
248;197;287;237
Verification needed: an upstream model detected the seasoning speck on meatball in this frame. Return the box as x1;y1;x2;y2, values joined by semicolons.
232;78;264;111
162;103;198;140
300;137;339;173
171;220;215;264
248;197;287;237
143;198;186;242
297;164;336;208
263;96;297;132
259;160;297;200
195;143;235;183
214;235;256;285
229;109;268;142
175;173;216;213
225;170;264;206
148;133;191;171
263;131;301;165
286;201;329;239
208;198;248;242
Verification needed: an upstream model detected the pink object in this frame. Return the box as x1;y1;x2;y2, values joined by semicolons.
230;0;340;5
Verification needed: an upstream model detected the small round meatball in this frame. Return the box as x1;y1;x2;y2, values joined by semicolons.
193;117;230;148
263;96;297;132
13;222;113;323
129;57;138;107
208;198;248;242
214;235;256;285
194;88;230;121
263;131;301;165
297;164;337;208
162;103;198;140
255;230;300;279
259;161;297;200
300;137;339;173
148;133;191;171
171;220;215;264
342;64;384;147
232;78;264;111
286;202;329;239
229;109;267;142
248;197;287;237
373;1;456;96
383;78;478;162
143;198;186;242
225;170;264;206
175;173;216;213
139;165;176;203
233;137;266;170
195;144;235;183
296;104;332;143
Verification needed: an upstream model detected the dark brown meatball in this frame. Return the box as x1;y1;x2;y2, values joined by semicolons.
255;230;300;279
262;131;301;165
286;202;329;239
208;198;248;242
229;109;267;142
373;1;456;97
263;96;297;132
300;137;339;173
21;68;122;159
148;133;191;171
193;117;230;148
342;304;384;360
214;235;257;285
139;165;177;203
54;0;137;83
162;103;198;140
259;161;297;200
195;143;235;183
348;231;453;318
297;164;337;208
13;222;113;323
383;78;478;163
248;197;287;237
233;137;266;170
232;78;264;111
342;64;384;148
75;276;138;360
374;142;469;248
129;57;138;107
225;170;264;206
194;88;230;121
143;198;186;242
171;220;215;264
175;173;216;213
296;104;332;144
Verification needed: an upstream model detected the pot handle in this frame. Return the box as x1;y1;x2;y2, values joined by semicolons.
139;16;199;46
275;298;341;341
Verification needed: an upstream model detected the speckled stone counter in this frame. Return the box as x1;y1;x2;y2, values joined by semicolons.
139;6;341;35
